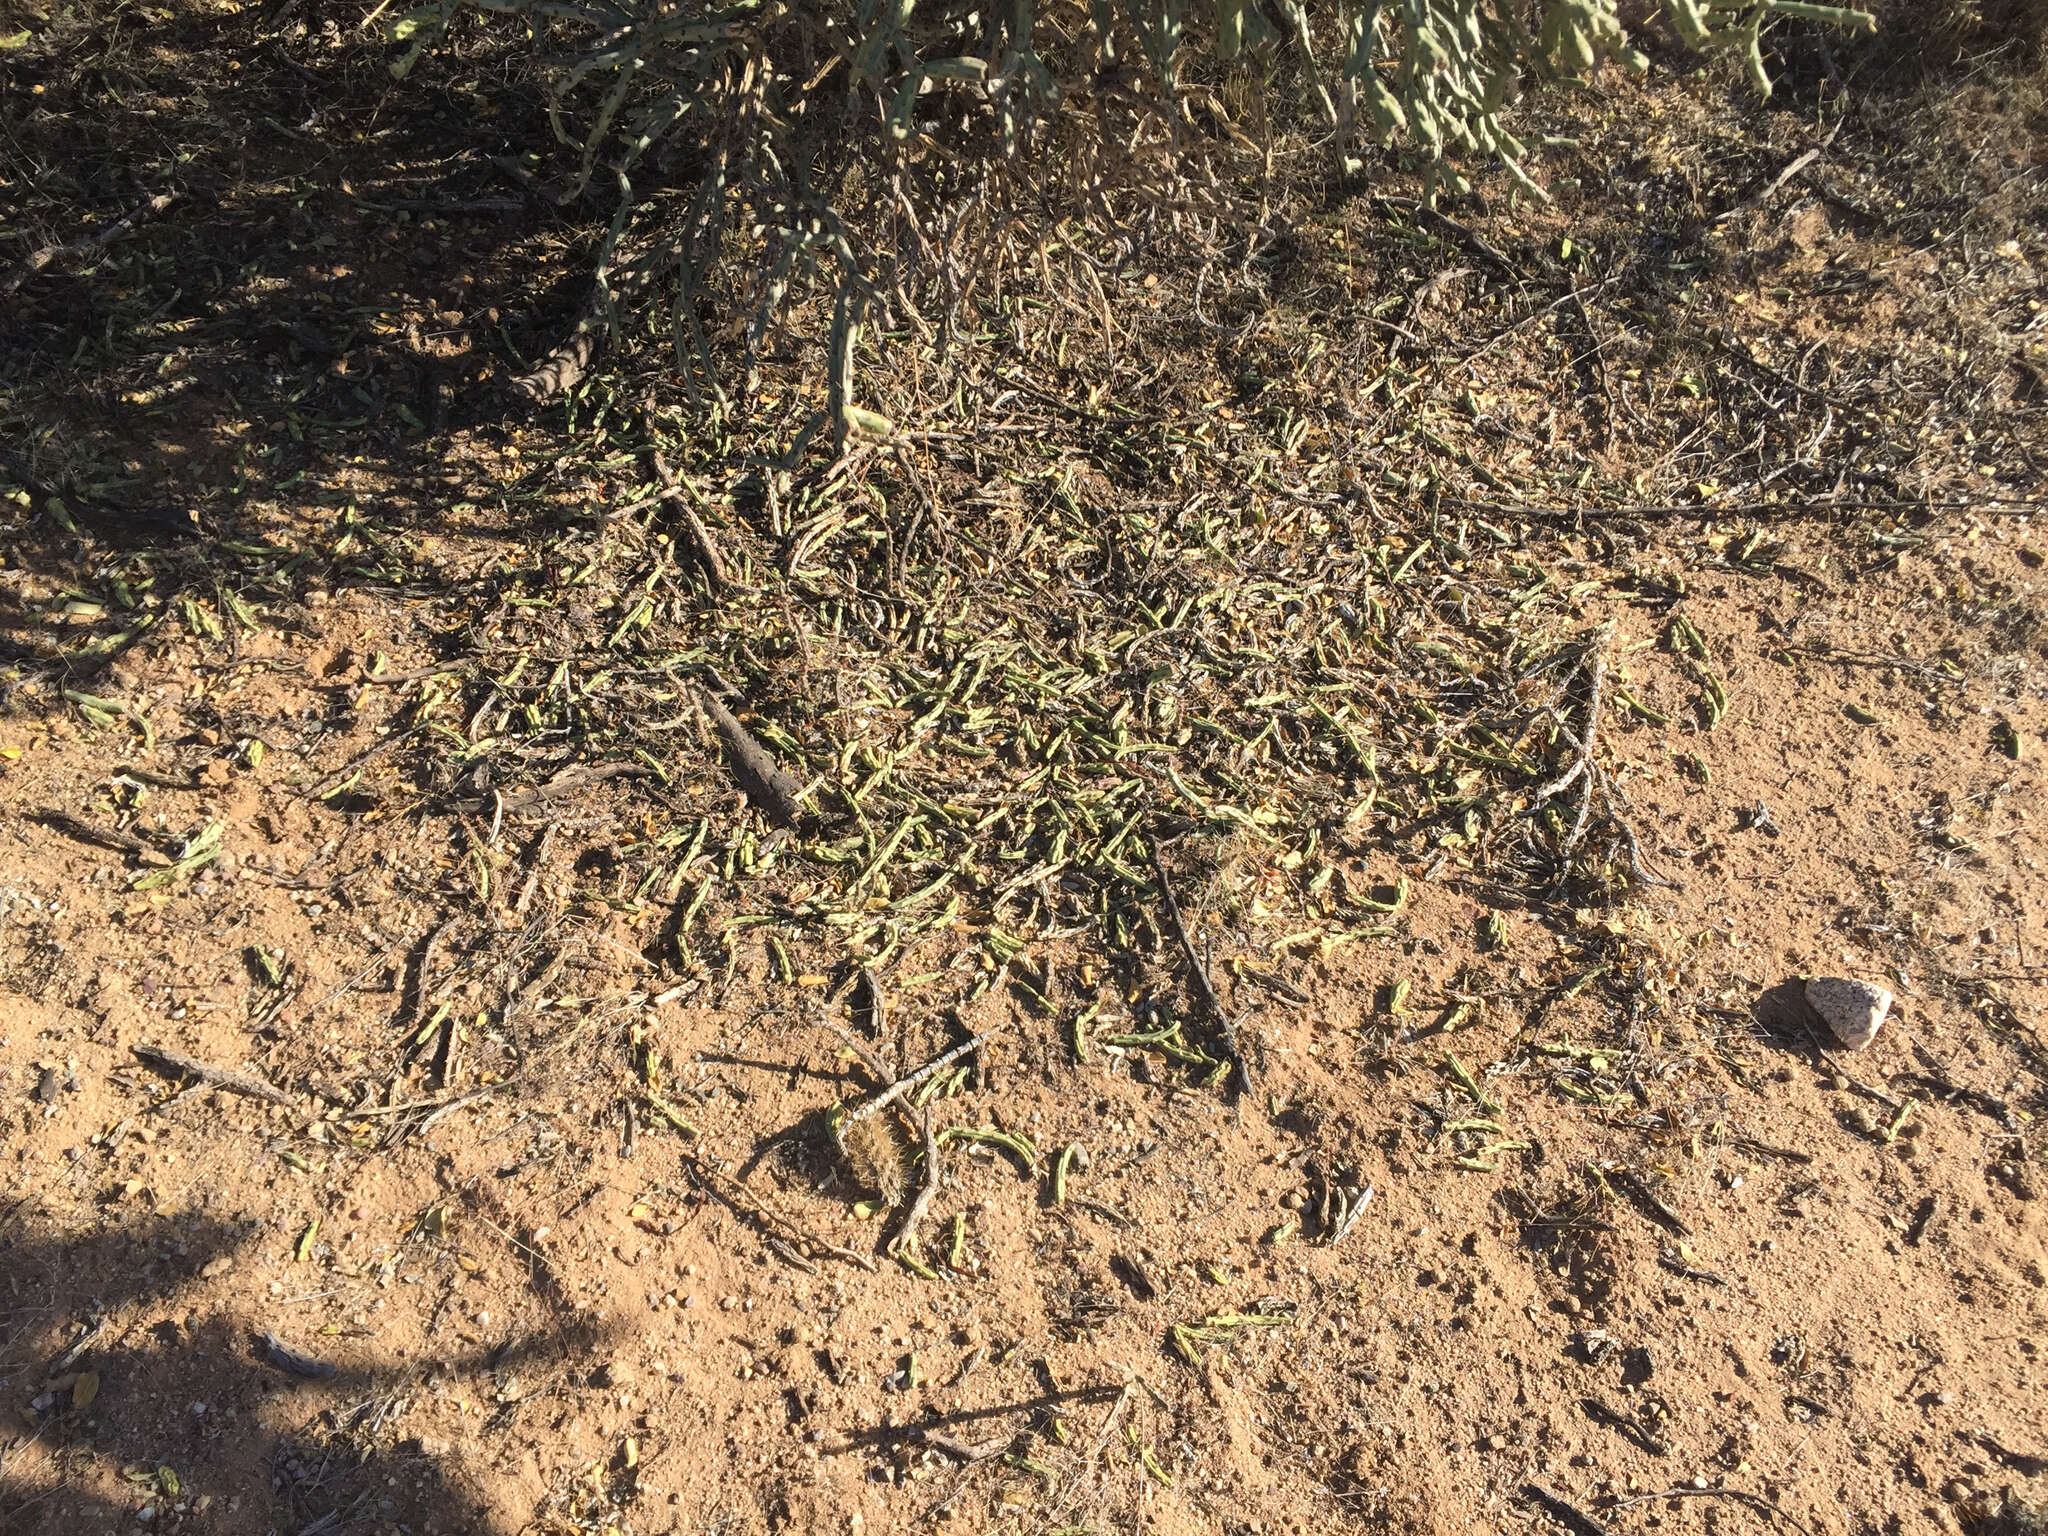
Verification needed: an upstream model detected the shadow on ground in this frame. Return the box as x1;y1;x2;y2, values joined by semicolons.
0;0;609;682
0;1202;604;1534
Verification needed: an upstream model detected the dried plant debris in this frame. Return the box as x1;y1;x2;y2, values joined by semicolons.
699;688;807;827
836;1108;911;1210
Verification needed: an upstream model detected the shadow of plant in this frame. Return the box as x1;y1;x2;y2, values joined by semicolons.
0;1201;607;1534
0;0;602;690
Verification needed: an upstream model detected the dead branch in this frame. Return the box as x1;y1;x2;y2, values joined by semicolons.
1;192;177;299
1144;831;1252;1094
131;1044;294;1106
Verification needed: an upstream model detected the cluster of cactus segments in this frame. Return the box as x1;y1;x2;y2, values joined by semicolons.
830;0;1880;194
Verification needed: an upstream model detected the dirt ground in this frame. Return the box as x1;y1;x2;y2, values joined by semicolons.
4;5;2048;1536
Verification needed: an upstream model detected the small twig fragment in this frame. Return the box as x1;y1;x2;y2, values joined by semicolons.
1144;831;1251;1094
132;1044;293;1106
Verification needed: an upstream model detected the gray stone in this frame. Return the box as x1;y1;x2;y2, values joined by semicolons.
1806;976;1893;1051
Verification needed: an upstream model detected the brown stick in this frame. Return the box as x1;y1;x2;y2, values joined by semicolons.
699;689;805;826
1;193;177;299
132;1044;293;1106
1143;832;1251;1095
647;446;729;590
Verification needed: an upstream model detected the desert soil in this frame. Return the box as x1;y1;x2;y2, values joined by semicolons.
3;6;2047;1536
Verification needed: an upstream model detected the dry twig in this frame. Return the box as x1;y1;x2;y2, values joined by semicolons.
131;1044;293;1106
1144;831;1251;1094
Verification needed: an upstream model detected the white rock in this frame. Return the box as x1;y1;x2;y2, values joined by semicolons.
1806;976;1893;1051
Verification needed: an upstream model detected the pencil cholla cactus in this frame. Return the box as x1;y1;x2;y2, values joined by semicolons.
384;0;1878;402
814;1;1881;198
389;1;1878;206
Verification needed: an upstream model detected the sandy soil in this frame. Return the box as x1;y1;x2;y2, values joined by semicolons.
4;6;2048;1536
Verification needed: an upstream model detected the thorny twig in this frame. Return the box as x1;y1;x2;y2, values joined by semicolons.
1144;831;1252;1095
131;1044;294;1106
1525;624;1676;892
842;1029;993;1129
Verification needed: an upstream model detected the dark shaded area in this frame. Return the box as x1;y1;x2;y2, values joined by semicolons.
0;1202;604;1534
0;0;603;687
1752;976;1826;1050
